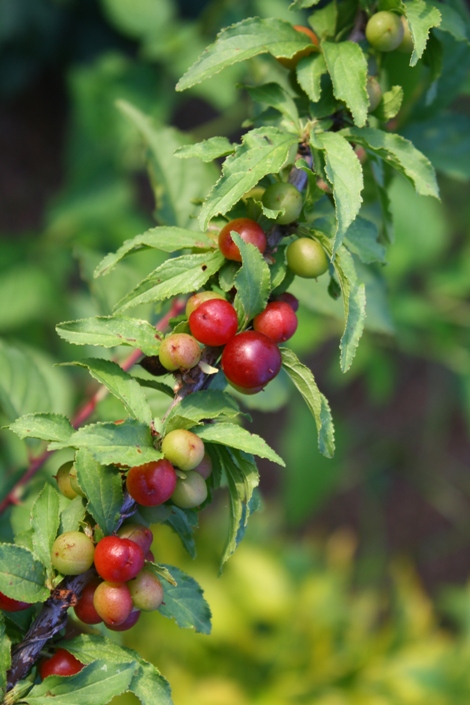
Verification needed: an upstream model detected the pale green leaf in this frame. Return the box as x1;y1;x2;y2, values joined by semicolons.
7;413;74;444
0;615;11;701
322;40;368;126
59;497;86;534
158;565;211;634
193;423;285;466
373;85;404;121
244;83;300;128
164;391;240;434
0;341;51;422
404;0;441;66
75;450;124;535
56;316;162;356
290;0;322;7
0;544;48;603
309;2;337;39
296;53;327;102
334;246;367;372
232;233;271;330
31;484;60;578
174;137;236;162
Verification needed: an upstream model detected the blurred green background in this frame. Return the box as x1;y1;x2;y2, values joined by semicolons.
1;0;470;702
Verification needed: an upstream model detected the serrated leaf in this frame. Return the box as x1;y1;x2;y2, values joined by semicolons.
145;561;177;587
56;316;163;356
0;615;11;700
157;565;211;634
244;83;300;128
427;1;469;43
59;496;86;534
404;0;441;66
218;261;239;292
0;544;48;603
193;423;285;466
0;341;51;422
290;0;322;7
312;131;363;255
370;156;394;242
65;635;173;705
322;40;368;127
31;484;60;579
164;391;240;434
164;507;198;558
334;245;367;372
341;126;439;199
7;413;74;444
75;450;123;535
94;227;214;278
174;137;236;162
309;2;338;39
49;420;162;467
344;217;387;264
64;359;153;426
280;348;335;458
176;17;319;92
199;127;299;229
232;233;271;330
296;53;327;102
373;85;403;121
114;251;225;313
23;660;136;705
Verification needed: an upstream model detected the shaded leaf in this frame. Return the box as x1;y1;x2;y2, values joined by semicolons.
164;507;198;558
75;450;124;535
344;217;387;264
296;53;327;102
164;391;240;434
174;136;236;162
158;565;211;634
31;484;60;579
232;233;271;330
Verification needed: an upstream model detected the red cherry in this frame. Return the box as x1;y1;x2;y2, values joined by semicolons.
222;331;282;389
93;581;133;626
189;298;238;346
218;218;267;262
126;459;177;507
117;524;153;554
0;591;31;612
94;536;145;583
39;649;84;679
253;301;298;343
275;292;299;312
73;578;102;625
106;609;141;631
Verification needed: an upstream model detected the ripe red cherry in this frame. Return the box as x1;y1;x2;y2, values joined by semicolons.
0;591;31;612
218;218;267;262
221;331;282;389
73;578;102;625
39;648;84;679
275;292;299;312
126;459;177;507
253;301;298;343
189;298;238;346
117;524;153;554
93;581;133;626
94;536;145;583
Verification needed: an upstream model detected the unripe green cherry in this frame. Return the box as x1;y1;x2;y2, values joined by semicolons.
286;238;329;278
397;16;413;53
55;461;79;500
128;568;164;611
261;182;303;224
161;429;205;471
159;333;201;372
365;11;404;52
51;531;95;575
367;77;382;112
171;471;208;509
185;291;225;318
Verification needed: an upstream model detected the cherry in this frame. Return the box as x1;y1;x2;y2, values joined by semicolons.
278;25;319;69
93;581;133;627
55;461;79;500
73;578;102;625
261;182;303;224
145;549;155;562
367;77;382;112
366;11;404;52
218;218;267;262
221;331;282;389
185;290;225;318
106;609;141;631
161;429;205;471
171;471;208;509
39;649;84;679
189;298;238;346
0;592;30;612
275;292;299;312
398;16;413;53
126;459;177;506
286;238;329;278
117;524;153;554
253;301;298;343
159;333;201;372
192;452;213;480
128;569;164;611
51;531;95;576
94;536;145;583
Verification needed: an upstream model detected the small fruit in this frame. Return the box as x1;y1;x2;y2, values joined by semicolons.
261;182;303;224
275;292;299;312
128;569;164;611
366;76;382;112
117;524;153;554
189;298;238;346
126;459;177;507
106;609;141;631
51;531;95;575
365;11;404;52
286;238;329;278
278;25;319;69
397;16;413;53
218;218;267;262
185;291;225;318
161;429;205;471
0;591;31;612
39;648;84;679
55;461;79;500
94;536;145;583
253;301;298;343
192;452;213;480
222;331;282;389
73;579;102;625
159;333;201;372
171;471;208;509
93;581;133;627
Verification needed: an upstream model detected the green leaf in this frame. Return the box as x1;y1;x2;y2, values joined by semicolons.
59;497;86;534
403;113;470;181
0;341;51;422
341;126;439;199
296;53;328;102
64;359;153;426
312;131;363;255
404;0;441;66
145;561;177;587
427;1;469;43
199;127;299;229
373;85;404;121
158;565;211;634
114;251;225;313
193;423;285;466
7;413;74;444
75;450;124;535
322;40;368;127
0;615;11;701
56;317;163;356
290;0;322;8
280;348;335;458
0;544;49;603
334;245;367;372
174;137;236;162
244;83;300;128
344;217;387;264
164;391;240;434
50;420;162;467
232;233;271;330
94;227;214;278
65;635;173;705
31;484;60;579
176;17;319;91
309;2;338;39
23;660;136;705
164;507;198;558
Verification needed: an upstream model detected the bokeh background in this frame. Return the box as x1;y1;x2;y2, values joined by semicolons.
1;0;470;703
